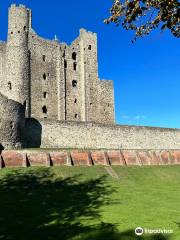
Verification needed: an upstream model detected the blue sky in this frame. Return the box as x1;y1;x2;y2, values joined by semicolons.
0;0;180;128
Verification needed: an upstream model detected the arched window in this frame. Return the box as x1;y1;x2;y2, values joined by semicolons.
72;80;77;87
72;52;77;60
42;106;47;114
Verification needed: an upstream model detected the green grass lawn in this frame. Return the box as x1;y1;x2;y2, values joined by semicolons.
0;166;180;240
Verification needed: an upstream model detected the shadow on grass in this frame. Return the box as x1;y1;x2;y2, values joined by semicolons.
0;168;171;240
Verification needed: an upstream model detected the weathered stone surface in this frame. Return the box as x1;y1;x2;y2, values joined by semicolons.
37;121;180;150
107;151;125;165
121;150;140;165
27;153;47;166
91;151;108;165
50;152;68;166
2;151;23;167
70;151;91;165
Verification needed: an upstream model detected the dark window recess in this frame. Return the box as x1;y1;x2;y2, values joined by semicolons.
75;114;78;119
90;103;92;106
10;31;13;35
74;98;77;103
43;73;46;80
43;55;46;62
72;52;77;60
73;62;77;71
23;101;26;107
64;60;67;68
42;106;47;114
10;121;14;130
88;45;92;50
24;26;26;31
72;80;77;87
8;82;12;90
43;92;47;98
18;30;20;33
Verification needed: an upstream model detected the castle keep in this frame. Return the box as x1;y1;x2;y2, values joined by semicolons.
0;4;114;124
0;4;180;154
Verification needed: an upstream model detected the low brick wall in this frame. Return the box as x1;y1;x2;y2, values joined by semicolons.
1;150;180;168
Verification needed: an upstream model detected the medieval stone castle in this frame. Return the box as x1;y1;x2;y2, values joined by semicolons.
0;4;180;152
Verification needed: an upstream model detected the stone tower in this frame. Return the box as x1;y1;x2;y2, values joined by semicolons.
0;4;115;149
6;4;31;117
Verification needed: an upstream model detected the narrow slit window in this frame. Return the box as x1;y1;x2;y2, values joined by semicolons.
72;52;77;60
74;99;77;103
64;60;67;68
43;55;46;62
72;80;77;87
43;73;46;80
73;62;77;71
8;82;12;90
24;26;26;31
42;106;47;114
75;114;78;119
43;92;47;98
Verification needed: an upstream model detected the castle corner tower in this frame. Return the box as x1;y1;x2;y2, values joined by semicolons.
6;4;31;117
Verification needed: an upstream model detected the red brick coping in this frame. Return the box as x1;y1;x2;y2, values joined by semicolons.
0;150;180;168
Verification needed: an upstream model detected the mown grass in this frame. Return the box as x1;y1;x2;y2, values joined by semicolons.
0;165;180;240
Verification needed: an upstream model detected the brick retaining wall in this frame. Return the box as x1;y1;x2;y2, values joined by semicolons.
1;150;180;168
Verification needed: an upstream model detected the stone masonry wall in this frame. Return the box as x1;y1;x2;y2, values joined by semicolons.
0;5;115;125
0;93;25;149
25;120;180;150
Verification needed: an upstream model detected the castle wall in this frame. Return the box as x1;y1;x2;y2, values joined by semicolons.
29;33;60;120
0;93;25;149
62;29;115;123
26;120;180;150
97;80;115;124
64;39;84;121
0;42;7;94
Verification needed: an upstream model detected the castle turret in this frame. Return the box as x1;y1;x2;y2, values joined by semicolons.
6;4;31;117
0;92;25;149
